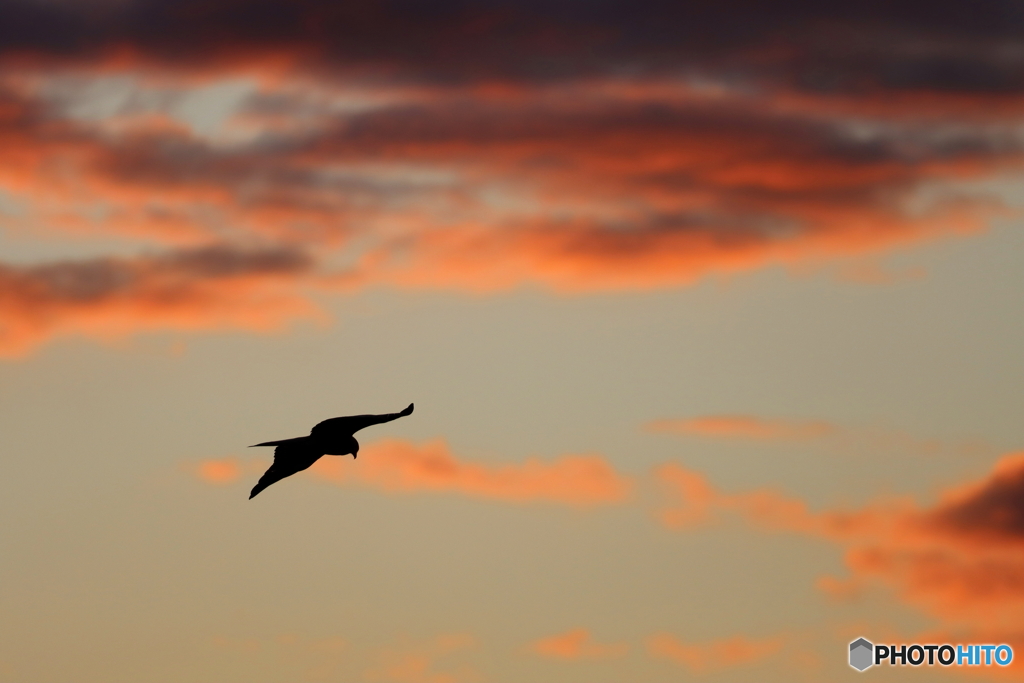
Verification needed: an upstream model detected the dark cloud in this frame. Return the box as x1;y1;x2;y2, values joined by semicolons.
656;451;1024;625
75;90;1024;217
0;70;1012;295
930;457;1024;542
0;244;316;355
0;244;310;304
2;0;1024;95
0;1;1021;351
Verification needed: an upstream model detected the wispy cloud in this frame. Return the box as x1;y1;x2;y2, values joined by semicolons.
648;632;784;673
367;634;479;683
646;413;991;461
190;455;267;485
194;440;632;507
531;628;628;660
196;458;242;484
646;415;837;440
1;0;1022;356
0;244;319;356
657;451;1024;630
311;439;632;507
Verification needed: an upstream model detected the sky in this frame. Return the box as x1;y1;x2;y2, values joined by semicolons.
1;1;1024;681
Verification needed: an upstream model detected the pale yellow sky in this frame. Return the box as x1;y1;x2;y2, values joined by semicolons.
2;219;1023;681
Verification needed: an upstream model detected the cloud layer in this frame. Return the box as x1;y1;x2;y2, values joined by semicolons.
0;244;317;356
531;628;628;660
4;0;1024;99
648;632;784;673
196;439;632;506
647;415;837;440
311;439;632;507
657;451;1024;631
2;0;1023;353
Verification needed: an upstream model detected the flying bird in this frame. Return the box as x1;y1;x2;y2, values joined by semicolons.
248;403;414;499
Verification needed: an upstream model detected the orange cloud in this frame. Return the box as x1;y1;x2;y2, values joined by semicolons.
191;456;267;485
311;439;632;507
367;634;478;683
836;260;928;285
648;632;784;672
347;203;987;294
646;415;836;440
197;458;241;484
0;59;1017;356
648;415;991;463
657;452;1024;631
531;628;628;660
0;244;321;357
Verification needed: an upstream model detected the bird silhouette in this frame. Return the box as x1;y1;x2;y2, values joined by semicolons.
248;403;414;499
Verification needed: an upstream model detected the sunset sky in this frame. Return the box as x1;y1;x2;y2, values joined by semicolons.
2;1;1024;681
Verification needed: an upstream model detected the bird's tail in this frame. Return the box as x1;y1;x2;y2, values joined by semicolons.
248;436;322;499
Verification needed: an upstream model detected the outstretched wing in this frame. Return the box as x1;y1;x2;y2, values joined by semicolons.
249;438;324;499
311;403;414;437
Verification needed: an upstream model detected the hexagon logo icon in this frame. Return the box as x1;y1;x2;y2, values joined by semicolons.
850;638;874;671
